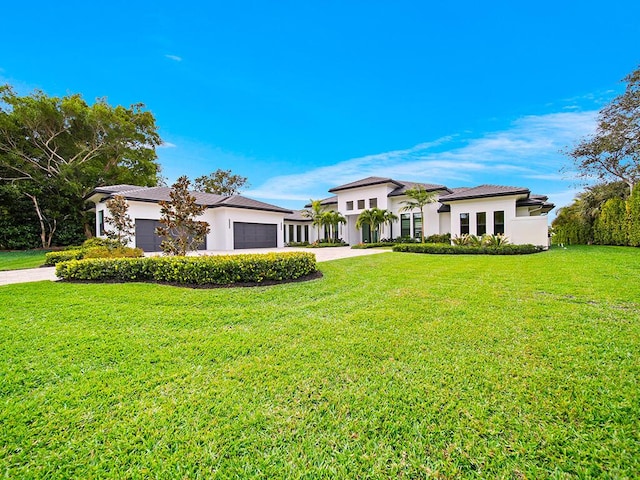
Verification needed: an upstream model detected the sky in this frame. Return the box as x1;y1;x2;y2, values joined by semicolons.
2;1;639;216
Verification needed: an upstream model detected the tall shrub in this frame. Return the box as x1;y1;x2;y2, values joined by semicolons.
627;187;640;246
594;197;627;245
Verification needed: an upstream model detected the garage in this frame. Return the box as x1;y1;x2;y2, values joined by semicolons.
233;222;278;249
135;219;207;252
135;219;163;252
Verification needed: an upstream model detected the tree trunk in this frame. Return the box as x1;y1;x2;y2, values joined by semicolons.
25;193;48;249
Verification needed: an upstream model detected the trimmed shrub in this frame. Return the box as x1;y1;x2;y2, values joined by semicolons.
425;233;451;244
45;245;144;266
307;241;347;248
56;252;318;285
351;242;395;249
286;241;310;247
81;237;124;249
393;243;543;255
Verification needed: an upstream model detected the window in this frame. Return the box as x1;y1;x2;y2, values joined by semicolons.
369;198;377;208
460;213;469;235
288;225;294;242
413;213;422;240
357;199;365;209
98;210;105;236
494;211;505;235
401;214;410;237
304;225;309;242
346;201;354;211
296;225;302;242
362;224;371;243
476;212;486;236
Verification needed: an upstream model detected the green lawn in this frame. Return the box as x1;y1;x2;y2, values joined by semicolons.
1;246;639;478
0;250;49;271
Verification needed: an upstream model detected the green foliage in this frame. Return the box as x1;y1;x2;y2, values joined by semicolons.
2;248;639;477
0;84;161;248
351;242;396;249
320;210;347;243
565;65;640;191
44;244;143;266
286;241;310;247
307;241;347;248
55;252;317;285
399;186;438;243
156;176;210;256
301;199;326;241
393;242;541;255
355;208;394;243
628;187;640;246
425;233;451;244
193;169;249;195
594;197;627;245
104;195;134;245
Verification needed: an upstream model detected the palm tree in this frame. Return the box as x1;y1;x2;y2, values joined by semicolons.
399;186;437;243
356;208;389;243
321;210;346;243
382;210;398;240
302;199;325;242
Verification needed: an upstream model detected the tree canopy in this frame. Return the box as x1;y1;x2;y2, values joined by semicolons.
566;65;640;193
194;169;248;196
0;85;162;247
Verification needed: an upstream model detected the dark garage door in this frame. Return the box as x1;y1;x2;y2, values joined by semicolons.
233;222;277;249
135;219;163;252
135;219;207;252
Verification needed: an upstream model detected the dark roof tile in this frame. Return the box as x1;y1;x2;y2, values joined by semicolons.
328;176;402;192
439;184;530;202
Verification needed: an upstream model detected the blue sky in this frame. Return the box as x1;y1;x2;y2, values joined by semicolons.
2;1;639;214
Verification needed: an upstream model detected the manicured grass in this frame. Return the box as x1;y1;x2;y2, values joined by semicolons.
0;250;49;271
1;245;639;478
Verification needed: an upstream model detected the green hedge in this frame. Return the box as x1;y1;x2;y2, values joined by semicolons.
45;246;143;266
392;243;544;255
56;252;317;285
351;242;396;249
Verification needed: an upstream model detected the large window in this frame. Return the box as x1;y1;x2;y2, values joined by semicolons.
346;201;353;211
288;224;294;242
362;224;371;243
357;199;365;209
296;225;302;243
304;225;309;242
476;212;486;236
460;213;469;235
494;211;505;235
369;198;377;208
401;213;410;237
413;213;422;240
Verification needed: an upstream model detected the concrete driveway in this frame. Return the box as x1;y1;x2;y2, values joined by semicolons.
0;246;391;286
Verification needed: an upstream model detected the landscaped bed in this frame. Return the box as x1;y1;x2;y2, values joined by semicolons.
1;246;639;477
55;251;318;286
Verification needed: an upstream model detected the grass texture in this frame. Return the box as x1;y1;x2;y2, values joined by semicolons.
1;245;639;478
0;250;48;271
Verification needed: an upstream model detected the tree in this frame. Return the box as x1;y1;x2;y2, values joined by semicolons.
382;210;399;239
104;195;134;246
156;176;210;256
0;85;161;248
628;187;640;246
194;169;248;196
356;208;391;243
566;65;640;193
399;186;437;243
302;199;325;241
321;210;346;243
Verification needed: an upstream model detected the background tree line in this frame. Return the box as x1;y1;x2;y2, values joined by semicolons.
0;85;248;250
555;65;640;246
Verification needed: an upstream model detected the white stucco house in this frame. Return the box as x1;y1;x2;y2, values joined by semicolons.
282;177;554;247
87;185;293;251
88;176;554;251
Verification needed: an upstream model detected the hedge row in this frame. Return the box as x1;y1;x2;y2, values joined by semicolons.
55;252;317;285
392;243;544;255
351;242;396;249
45;246;143;266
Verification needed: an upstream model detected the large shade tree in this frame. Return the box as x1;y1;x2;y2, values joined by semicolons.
566;65;640;193
399;186;437;243
0;85;161;247
194;169;248;196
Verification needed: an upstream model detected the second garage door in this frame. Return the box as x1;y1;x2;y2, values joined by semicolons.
135;219;207;252
233;222;277;249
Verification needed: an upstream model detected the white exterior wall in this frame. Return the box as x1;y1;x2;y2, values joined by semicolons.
97;200;286;251
439;212;451;234
510;216;550;247
336;184;395;243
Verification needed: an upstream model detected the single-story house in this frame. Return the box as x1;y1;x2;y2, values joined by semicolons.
87;185;292;251
282;176;554;247
89;176;554;251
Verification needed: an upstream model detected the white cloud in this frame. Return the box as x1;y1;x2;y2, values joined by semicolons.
164;54;182;62
248;111;599;205
159;141;177;148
